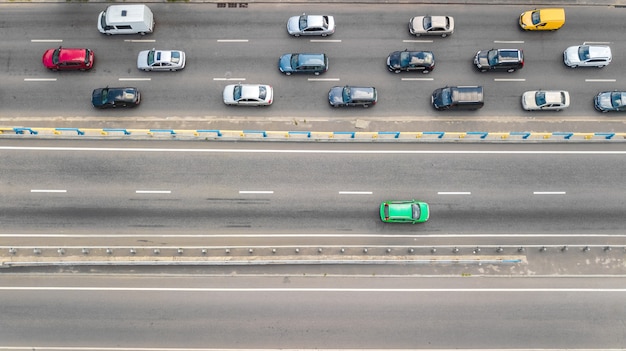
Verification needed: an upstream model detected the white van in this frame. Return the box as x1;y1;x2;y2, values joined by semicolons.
98;5;154;35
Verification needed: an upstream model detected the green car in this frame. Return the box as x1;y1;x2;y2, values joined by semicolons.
379;200;429;223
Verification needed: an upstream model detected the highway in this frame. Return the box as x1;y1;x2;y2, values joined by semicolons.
2;3;626;132
0;274;625;350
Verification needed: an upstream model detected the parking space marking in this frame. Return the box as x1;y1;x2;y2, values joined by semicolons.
24;78;56;82
339;191;373;195
30;189;67;193
239;191;274;194
136;190;171;194
438;192;471;195
534;191;566;195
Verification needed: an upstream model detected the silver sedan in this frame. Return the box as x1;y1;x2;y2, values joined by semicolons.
521;90;570;111
409;15;454;37
137;49;186;71
223;84;273;106
287;14;335;36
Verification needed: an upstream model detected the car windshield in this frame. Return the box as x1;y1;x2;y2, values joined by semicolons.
290;54;299;69
412;204;421;220
342;86;351;103
100;88;109;104
440;88;452;105
531;10;541;25
170;51;181;63
578;46;590;61
422;16;433;30
611;92;624;108
233;85;242;101
52;48;61;64
258;86;267;99
535;91;547;106
147;50;156;65
299;16;307;30
487;50;499;66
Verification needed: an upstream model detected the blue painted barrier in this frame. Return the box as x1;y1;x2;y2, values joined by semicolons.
379;131;401;138
467;131;488;139
423;131;445;139
150;129;176;135
243;130;267;137
196;130;223;137
56;128;85;136
334;132;356;138
103;128;131;135
510;132;531;139
288;131;312;138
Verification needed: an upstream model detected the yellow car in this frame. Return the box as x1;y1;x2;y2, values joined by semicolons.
519;8;565;31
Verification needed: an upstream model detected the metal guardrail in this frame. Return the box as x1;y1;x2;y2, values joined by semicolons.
1;127;626;141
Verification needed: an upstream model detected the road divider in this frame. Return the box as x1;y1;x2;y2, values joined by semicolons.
2;127;625;142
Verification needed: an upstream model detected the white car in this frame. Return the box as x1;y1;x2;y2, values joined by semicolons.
563;45;611;68
223;84;273;106
522;90;570;111
409;15;454;37
137;49;186;71
287;14;335;36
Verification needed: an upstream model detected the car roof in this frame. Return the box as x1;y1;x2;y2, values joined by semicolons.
298;53;326;64
387;202;414;219
305;15;325;27
239;84;262;99
542;91;565;104
429;16;448;28
58;48;87;62
348;86;375;99
587;45;611;58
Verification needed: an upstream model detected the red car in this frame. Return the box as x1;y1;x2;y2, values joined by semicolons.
42;47;94;71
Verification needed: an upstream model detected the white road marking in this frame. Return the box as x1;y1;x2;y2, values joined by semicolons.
24;78;56;82
4;147;626;155
402;39;433;43
583;41;612;45
534;191;566;195
123;39;156;43
586;79;616;82
438;191;471;195
119;78;151;81
213;78;246;81
239;190;274;194
338;191;373;195
308;78;340;81
401;78;434;81
0;348;623;351
31;39;63;43
30;189;67;193
310;39;341;43
217;39;249;43
135;190;171;194
1;233;623;238
494;40;524;44
494;78;526;82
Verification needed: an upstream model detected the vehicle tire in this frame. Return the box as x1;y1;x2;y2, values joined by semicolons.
394;69;401;74
294;34;300;37
422;70;429;74
140;32;146;36
480;69;487;72
285;72;291;75
363;104;369;108
321;33;327;37
314;72;320;75
441;33;447;37
507;68;515;73
143;69;150;72
598;65;605;68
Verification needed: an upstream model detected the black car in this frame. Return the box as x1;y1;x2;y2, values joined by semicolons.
92;87;141;108
386;50;435;73
431;86;484;110
328;86;377;108
594;91;626;112
473;49;524;72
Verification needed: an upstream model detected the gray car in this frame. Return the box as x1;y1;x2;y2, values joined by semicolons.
328;86;377;108
223;83;273;106
137;49;186;71
287;14;335;36
409;15;454;37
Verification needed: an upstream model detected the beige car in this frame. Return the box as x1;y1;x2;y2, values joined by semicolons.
522;90;570;111
409;15;454;37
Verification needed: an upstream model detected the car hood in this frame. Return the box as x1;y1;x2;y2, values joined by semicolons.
278;54;293;72
521;92;538;109
42;49;55;67
287;16;300;33
564;47;580;64
595;92;612;109
137;50;150;68
328;86;344;105
91;88;105;107
387;52;401;68
474;51;489;67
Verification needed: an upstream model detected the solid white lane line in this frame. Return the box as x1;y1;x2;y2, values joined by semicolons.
533;191;566;195
338;191;373;195
308;78;340;81
0;347;623;351
401;78;434;81
30;189;67;193
213;78;246;81
494;78;525;82
24;78;56;82
586;79;616;82
438;192;471;195
310;39;341;43
494;40;524;43
239;190;274;194
135;190;171;194
31;39;63;42
403;39;433;43
217;39;249;43
2;233;623;238
119;78;151;81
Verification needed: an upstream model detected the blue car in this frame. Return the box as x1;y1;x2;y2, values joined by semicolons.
279;53;328;75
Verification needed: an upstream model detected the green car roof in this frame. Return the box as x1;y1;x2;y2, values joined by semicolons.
379;200;429;223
